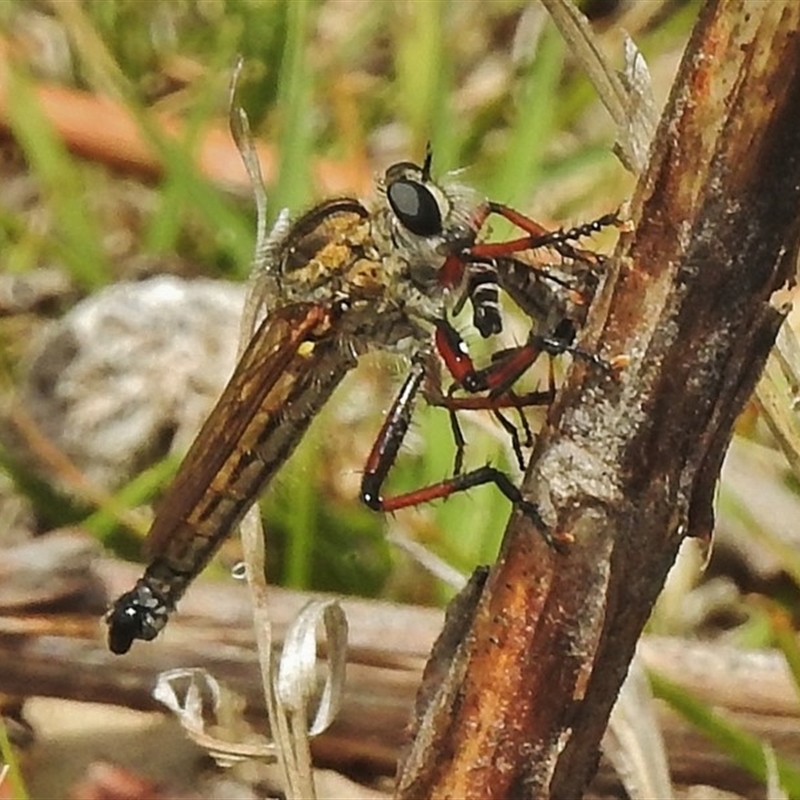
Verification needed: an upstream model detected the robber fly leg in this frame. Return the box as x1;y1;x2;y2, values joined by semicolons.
432;318;555;444
434;318;550;397
360;355;548;532
469;203;619;264
419;350;467;476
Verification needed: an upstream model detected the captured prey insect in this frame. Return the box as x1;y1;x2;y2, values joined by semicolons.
420;207;616;476
106;150;614;654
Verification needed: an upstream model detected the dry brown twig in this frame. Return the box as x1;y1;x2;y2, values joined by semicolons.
396;2;800;798
1;555;798;796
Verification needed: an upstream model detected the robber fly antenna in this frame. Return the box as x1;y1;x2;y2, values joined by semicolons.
422;142;433;182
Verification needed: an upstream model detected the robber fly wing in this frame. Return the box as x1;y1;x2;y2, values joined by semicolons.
145;302;329;556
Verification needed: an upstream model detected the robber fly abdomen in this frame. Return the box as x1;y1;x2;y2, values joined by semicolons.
107;303;355;653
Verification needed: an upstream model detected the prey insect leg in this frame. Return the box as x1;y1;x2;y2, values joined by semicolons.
436;386;553;476
491;402;534;471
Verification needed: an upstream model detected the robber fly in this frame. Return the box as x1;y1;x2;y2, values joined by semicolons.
107;150;613;654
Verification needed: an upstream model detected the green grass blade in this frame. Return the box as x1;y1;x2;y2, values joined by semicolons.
281;426;316;590
3;65;110;289
51;0;255;275
81;454;181;543
488;23;565;207
650;670;800;796
272;0;313;217
719;486;800;592
0;715;29;800
392;1;454;166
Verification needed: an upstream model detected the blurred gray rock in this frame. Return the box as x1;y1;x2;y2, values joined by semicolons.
19;276;244;489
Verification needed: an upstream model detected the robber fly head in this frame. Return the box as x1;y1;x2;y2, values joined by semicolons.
375;156;484;291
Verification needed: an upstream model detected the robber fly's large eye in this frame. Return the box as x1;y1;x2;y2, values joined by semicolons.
387;179;443;237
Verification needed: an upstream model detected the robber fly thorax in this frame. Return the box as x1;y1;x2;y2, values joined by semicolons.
251;158;485;357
